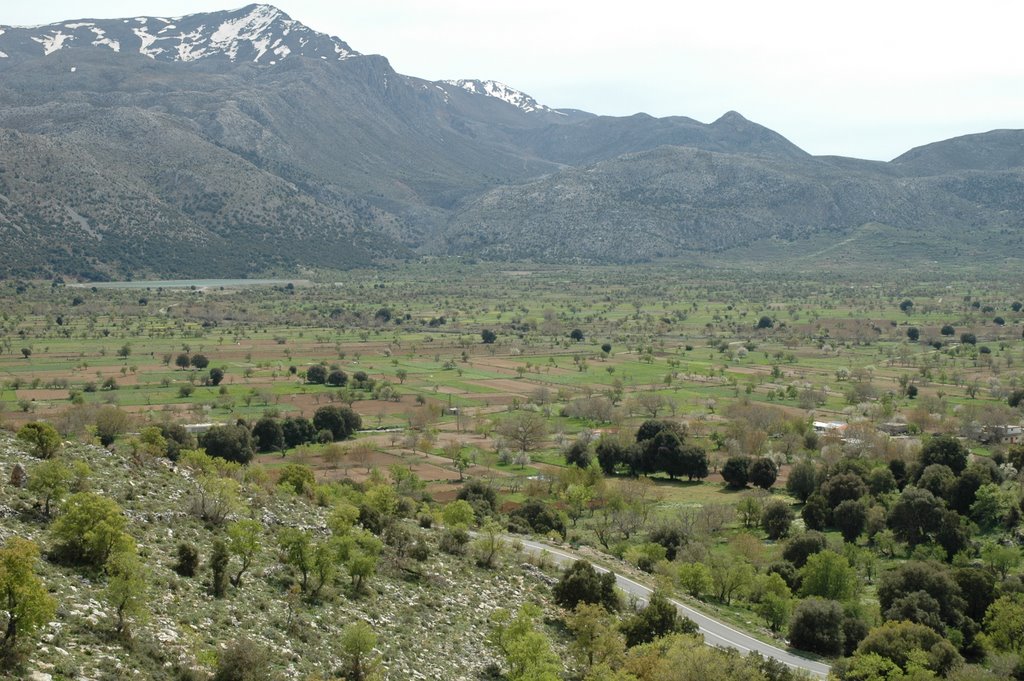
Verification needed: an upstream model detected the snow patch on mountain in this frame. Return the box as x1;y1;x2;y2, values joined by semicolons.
31;31;73;56
0;4;359;65
132;27;164;59
89;27;120;52
441;79;563;115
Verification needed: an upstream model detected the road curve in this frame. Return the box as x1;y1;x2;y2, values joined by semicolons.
514;537;831;679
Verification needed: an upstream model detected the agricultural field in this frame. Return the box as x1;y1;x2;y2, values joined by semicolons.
3;262;1024;679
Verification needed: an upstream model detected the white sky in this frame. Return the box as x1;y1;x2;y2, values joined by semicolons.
5;1;1023;160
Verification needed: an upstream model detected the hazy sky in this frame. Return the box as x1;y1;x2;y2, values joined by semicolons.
5;1;1023;160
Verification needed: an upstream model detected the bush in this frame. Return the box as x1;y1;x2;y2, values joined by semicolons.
174;543;199;577
439;527;469;555
212;639;278;681
16;422;62;458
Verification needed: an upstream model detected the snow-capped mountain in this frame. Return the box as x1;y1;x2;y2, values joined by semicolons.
438;79;563;115
0;4;358;65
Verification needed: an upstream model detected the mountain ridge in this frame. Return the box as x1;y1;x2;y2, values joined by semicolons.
0;4;1021;278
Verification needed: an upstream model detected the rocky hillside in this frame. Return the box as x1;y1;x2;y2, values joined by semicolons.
0;4;1022;277
0;432;558;680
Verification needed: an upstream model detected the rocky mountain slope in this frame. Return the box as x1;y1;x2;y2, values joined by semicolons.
0;432;558;680
0;4;1022;278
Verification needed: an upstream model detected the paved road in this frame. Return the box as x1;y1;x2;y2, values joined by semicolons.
515;538;831;679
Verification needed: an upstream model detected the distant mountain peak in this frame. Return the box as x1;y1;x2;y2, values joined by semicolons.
0;4;359;64
713;110;749;124
439;78;564;115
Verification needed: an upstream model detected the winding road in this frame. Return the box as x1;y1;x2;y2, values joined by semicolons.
515;538;831;678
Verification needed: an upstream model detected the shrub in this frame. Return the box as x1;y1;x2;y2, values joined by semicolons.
174;543;199;577
50;492;130;567
212;639;278;681
16;422;62;458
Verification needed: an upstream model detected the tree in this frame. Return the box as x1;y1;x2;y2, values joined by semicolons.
278;464;316;496
833;499;867;543
190;354;210;370
175;352;191;370
761;500;794;539
565;440;593;469
782;531;828;569
339;621;379;681
678;562;713;599
305;364;327;384
887;487;945;546
799;551;858;602
251;417;285;453
983;594;1024;654
94;405;131;446
553;560;619;612
710;555;754;605
192;475;240;525
570;328;585;342
960;332;977;345
278;528;312;593
16;422;61;458
566;603;625;670
906;327;920;342
789;598;845;656
919;434;968;474
679;445;709;481
481;329;497;344
281;417;316;448
899;299;914;314
620;591;695;647
801;493;828;531
313;405;361;441
201;425;255;464
496;411;548;455
721;456;750;488
940;324;955;336
28;458;71;517
210;539;230;598
857;620;962;676
821;472;867;510
327;369;348;387
786;460;818;502
209;367;225;386
491;605;562;681
105;546;147;636
50;492;130;567
757;315;774;329
0;537;55;650
227;519;262;587
878;561;965;632
748;457;778;490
